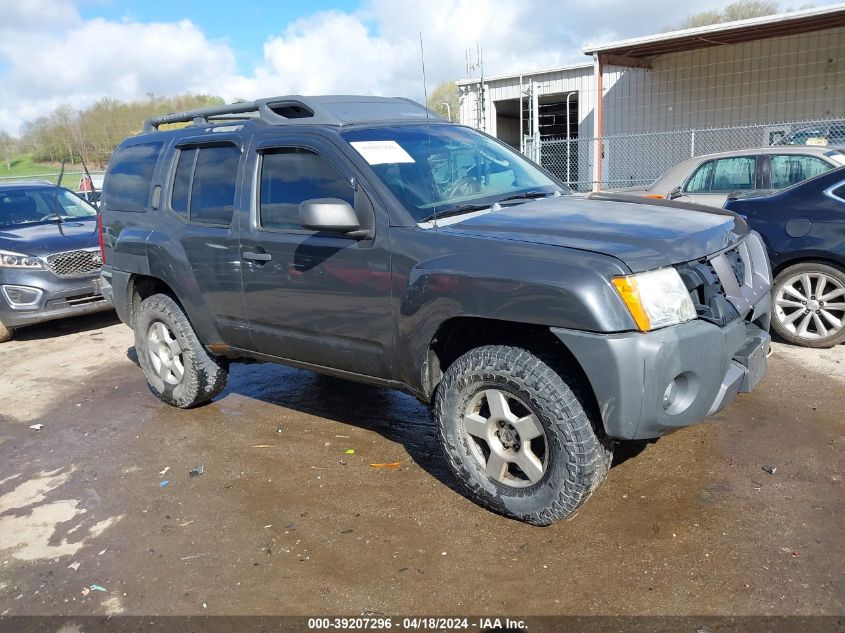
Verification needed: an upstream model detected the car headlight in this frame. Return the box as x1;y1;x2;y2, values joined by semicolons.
613;267;696;331
0;251;43;269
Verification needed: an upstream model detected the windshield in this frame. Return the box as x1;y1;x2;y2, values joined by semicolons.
0;187;97;228
342;125;562;222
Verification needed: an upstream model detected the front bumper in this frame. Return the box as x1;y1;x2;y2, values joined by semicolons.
552;312;771;440
0;269;111;329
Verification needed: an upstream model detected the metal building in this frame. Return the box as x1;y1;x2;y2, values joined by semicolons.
457;4;845;191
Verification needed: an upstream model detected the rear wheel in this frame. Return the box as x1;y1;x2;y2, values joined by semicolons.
435;345;612;526
772;262;845;348
134;293;228;408
0;320;12;343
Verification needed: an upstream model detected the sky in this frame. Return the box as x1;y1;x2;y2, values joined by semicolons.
0;0;839;134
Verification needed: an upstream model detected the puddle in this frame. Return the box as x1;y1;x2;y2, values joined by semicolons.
0;469;123;562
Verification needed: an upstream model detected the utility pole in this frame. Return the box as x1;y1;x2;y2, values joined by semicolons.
466;44;485;131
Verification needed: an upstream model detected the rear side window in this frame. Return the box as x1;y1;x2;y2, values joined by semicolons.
103;142;163;212
169;144;240;226
259;147;353;231
769;155;832;189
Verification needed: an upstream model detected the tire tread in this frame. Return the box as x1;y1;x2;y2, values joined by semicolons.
134;293;228;408
434;344;612;526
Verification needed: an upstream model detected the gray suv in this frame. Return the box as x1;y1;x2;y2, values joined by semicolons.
99;96;773;525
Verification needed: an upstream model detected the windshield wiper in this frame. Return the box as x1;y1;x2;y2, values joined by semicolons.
421;203;493;223
497;190;557;203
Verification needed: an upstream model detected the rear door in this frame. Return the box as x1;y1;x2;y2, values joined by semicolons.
159;137;251;347
238;132;393;378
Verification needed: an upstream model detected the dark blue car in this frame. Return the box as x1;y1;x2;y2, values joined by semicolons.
0;182;110;342
725;167;845;348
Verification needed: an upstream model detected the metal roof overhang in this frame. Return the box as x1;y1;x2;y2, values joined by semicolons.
583;5;845;63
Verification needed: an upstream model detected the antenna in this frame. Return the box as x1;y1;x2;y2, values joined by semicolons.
420;31;437;228
466;43;485;131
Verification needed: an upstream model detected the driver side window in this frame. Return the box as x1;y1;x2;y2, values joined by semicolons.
685;161;714;193
259;147;354;231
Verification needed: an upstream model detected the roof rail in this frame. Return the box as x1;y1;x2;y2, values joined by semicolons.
143;95;443;132
144;100;262;131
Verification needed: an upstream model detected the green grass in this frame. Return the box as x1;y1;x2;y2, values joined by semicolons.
0;154;88;186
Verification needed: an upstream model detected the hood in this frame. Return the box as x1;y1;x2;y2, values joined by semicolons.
0;218;99;258
438;196;744;273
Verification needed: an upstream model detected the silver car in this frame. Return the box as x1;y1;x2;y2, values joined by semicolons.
629;146;845;207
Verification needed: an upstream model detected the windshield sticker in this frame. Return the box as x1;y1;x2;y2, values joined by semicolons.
350;140;415;165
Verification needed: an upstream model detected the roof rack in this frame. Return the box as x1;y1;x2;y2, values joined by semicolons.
143;95;442;132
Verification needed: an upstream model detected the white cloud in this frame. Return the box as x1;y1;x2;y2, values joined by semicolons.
0;9;234;133
1;0;81;30
0;0;828;134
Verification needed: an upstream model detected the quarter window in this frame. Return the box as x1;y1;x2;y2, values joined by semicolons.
769;155;832;189
259;148;353;231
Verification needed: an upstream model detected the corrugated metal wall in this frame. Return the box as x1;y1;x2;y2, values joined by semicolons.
457;24;844;190
601;25;845;134
458;64;595;137
459;25;844;136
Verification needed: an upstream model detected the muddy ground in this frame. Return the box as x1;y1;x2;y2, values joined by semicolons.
0;312;842;617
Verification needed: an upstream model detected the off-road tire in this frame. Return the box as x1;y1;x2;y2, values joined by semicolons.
771;262;845;349
435;345;612;526
0;320;12;343
134;293;228;408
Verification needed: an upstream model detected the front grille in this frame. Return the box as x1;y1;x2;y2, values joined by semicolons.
46;249;102;278
677;233;771;326
724;246;747;287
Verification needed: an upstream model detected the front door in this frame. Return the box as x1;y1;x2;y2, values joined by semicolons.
683;155;761;207
239;133;393;379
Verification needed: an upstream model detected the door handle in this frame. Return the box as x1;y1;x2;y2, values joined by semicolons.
243;251;272;262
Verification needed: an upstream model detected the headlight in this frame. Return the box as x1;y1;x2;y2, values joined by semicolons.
0;251;43;269
613;267;696;331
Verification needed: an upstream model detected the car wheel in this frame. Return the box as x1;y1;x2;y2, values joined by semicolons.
435;345;613;526
0;320;13;343
772;262;845;348
134;293;229;408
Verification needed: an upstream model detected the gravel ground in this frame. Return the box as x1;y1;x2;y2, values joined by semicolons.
0;313;842;617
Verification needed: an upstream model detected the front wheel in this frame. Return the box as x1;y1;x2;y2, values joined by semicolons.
772;262;845;348
134;293;228;408
435;345;612;526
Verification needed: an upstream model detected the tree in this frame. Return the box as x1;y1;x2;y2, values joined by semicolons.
0;132;17;170
16;94;225;168
427;81;460;122
668;0;779;30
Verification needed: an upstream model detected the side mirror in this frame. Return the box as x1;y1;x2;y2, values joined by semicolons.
299;198;364;236
668;186;682;200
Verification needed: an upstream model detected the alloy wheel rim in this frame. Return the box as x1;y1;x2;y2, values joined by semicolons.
775;272;845;340
461;389;548;488
147;321;185;387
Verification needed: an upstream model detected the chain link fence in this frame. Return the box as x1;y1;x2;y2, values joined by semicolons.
538;117;845;192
